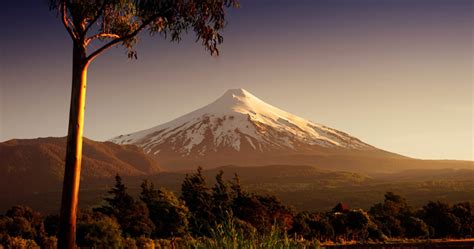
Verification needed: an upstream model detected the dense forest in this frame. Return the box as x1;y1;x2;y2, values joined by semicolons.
1;167;472;248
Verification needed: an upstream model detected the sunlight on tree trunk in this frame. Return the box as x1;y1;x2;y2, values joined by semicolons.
58;43;88;249
48;1;237;247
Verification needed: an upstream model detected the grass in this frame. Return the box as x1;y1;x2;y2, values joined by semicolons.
153;217;320;249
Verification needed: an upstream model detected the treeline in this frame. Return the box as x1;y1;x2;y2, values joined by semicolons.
0;167;473;248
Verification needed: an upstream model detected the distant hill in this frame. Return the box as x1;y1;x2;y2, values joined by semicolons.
0;135;472;213
0;137;162;194
1;155;473;214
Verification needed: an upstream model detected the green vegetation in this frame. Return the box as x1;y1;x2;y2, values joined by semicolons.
1;168;472;248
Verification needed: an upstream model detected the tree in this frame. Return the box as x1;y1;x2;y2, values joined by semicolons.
140;180;189;238
308;215;334;242
1;206;46;243
451;202;474;237
256;195;294;232
96;174;131;217
230;173;243;199
211;170;232;224
369;192;413;238
96;175;155;238
43;214;60;237
76;211;123;248
292;212;335;242
229;173;295;233
346;209;371;241
420;201;461;238
47;1;238;247
402;216;429;238
329;212;348;241
181;167;215;236
288;212;311;239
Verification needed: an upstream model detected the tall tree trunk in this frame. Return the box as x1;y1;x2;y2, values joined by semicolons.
58;42;88;249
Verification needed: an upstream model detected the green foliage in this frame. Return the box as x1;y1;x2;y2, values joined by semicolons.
43;214;59;237
181;167;215;236
346;209;371;241
48;0;239;59
41;236;58;249
140;180;189;237
7;236;40;249
185;215;320;249
135;236;155;248
0;206;46;246
230;173;244;199
369;192;413;238
0;179;472;247
288;212;311;239
76;211;123;248
232;191;293;233
419;201;462;238
212;170;233;225
328;212;348;241
402;216;429;238
309;216;335;241
123;236;138;249
451;202;474;237
96;174;155;237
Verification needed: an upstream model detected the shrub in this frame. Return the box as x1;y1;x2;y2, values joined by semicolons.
76;214;123;248
135;236;155;249
9;236;40;249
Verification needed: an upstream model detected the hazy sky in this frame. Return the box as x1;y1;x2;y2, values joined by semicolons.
1;0;472;160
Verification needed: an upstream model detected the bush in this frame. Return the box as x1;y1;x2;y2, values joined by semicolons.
402;216;429;238
140;181;189;238
122;237;138;249
135;236;155;248
9;236;40;249
76;213;123;248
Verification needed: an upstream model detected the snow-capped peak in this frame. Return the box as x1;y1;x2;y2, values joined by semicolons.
191;88;282;116
110;89;372;157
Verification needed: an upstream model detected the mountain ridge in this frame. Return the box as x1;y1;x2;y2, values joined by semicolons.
0;137;162;192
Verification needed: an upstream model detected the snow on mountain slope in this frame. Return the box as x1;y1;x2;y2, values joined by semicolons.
110;89;373;160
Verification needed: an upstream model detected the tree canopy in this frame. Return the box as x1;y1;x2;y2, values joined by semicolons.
49;0;239;63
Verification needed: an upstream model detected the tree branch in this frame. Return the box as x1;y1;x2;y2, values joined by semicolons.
84;0;108;33
85;33;121;46
61;1;78;41
85;15;159;63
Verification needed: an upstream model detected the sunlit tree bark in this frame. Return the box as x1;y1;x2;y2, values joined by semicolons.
48;0;238;247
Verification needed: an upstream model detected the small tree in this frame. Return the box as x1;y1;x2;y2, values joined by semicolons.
211;170;232;224
451;202;474;237
76;212;123;248
346;209;371;241
369;192;413;238
309;214;334;242
47;1;238;247
181;167;215;236
289;212;311;239
420;201;461;238
96;175;155;238
140;180;189;238
329;212;349;241
2;206;46;242
402;216;429;238
230;173;244;199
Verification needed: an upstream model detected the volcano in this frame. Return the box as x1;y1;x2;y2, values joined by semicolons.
109;89;416;171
